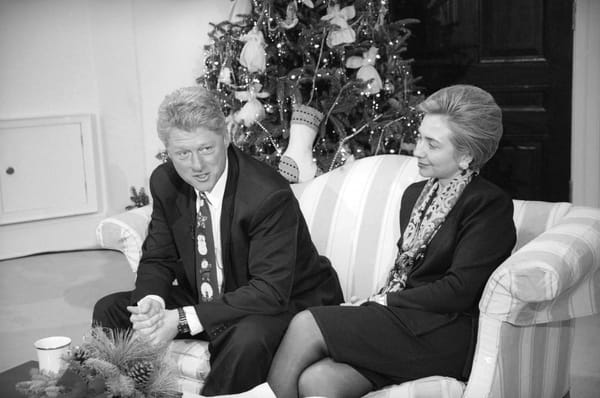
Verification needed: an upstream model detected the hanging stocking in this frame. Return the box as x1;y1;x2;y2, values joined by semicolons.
278;105;324;183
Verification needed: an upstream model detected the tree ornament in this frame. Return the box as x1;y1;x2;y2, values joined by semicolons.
276;39;288;57
234;82;270;127
228;0;253;25
278;104;324;183
383;79;395;94
239;27;267;73
201;0;423;180
279;1;299;29
218;66;233;85
264;103;276;113
204;54;220;71
339;143;355;164
375;0;389;30
329;142;355;170
321;4;356;47
346;46;383;95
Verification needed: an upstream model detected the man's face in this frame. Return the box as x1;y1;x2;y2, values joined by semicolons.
166;127;229;192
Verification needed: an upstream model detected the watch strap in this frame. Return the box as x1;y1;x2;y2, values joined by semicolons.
177;307;190;334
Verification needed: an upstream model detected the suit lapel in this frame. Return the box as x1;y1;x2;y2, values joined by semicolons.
221;146;239;291
173;183;198;291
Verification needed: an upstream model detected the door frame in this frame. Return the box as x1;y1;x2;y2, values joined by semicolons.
571;0;600;207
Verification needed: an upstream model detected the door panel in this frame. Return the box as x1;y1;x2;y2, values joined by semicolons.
392;0;573;201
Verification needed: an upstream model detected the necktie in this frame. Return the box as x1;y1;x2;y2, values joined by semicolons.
195;193;220;302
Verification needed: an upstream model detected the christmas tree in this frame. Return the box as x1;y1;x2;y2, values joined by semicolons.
198;0;423;182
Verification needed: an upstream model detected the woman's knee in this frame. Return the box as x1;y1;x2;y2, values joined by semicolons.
288;310;319;336
299;359;373;398
281;309;327;357
298;360;331;392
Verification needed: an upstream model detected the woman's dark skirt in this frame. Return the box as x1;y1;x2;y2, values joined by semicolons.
309;303;472;390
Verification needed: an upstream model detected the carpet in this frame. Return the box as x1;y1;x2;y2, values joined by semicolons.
0;249;134;373
0;249;598;397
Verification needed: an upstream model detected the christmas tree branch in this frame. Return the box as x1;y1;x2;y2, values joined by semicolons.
374;116;408;155
321;80;363;136
307;27;327;106
328;114;383;171
256;120;283;155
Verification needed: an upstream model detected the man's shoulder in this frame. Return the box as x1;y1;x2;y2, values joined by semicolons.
149;161;186;197
231;147;291;193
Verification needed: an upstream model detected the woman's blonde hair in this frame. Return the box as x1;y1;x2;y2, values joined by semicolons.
418;84;503;171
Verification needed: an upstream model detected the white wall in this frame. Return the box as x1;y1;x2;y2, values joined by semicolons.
0;0;597;258
0;0;229;258
133;1;229;176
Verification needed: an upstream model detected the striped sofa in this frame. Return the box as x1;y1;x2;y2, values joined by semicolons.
96;154;600;398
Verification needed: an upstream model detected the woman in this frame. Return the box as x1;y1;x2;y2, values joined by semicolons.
220;84;517;398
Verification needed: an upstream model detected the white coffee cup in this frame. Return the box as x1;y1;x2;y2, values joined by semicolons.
34;336;71;375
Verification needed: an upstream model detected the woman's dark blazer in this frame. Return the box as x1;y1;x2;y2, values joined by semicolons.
387;176;516;374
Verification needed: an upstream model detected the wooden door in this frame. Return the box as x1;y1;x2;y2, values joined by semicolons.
391;0;573;201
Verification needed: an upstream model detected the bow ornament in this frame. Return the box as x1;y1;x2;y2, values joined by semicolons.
234;82;270;127
346;46;383;95
239;27;267;73
321;4;356;47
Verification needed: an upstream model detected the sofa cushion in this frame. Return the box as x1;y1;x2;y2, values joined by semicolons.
480;205;600;325
169;340;211;394
511;200;571;252
292;154;423;299
363;376;465;398
96;205;151;272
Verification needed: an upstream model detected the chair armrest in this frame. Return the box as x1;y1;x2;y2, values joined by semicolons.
480;206;600;325
95;205;152;272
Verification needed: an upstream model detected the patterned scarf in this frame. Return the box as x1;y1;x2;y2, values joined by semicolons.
379;170;475;294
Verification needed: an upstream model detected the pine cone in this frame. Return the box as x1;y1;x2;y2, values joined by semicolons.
72;346;90;363
127;360;154;389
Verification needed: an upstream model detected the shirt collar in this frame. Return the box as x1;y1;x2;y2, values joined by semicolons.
195;155;228;208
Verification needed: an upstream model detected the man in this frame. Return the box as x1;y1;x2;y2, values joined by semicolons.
93;86;343;395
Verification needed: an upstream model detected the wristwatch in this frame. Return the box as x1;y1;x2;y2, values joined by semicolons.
177;307;190;334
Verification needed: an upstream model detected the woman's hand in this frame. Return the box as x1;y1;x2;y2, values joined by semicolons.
341;296;368;306
367;294;387;306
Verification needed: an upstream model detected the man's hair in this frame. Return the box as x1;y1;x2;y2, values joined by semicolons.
157;86;227;145
418;84;503;171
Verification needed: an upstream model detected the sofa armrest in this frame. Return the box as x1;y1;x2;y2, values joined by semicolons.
95;205;152;272
480;206;600;325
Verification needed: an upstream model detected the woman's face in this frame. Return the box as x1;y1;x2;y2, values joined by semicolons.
413;114;472;186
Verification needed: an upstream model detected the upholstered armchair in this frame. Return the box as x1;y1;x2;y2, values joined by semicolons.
97;154;600;398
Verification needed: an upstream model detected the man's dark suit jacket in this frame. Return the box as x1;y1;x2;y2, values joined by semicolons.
131;145;343;339
387;175;516;377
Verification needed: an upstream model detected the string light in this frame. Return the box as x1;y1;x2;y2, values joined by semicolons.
200;0;422;168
